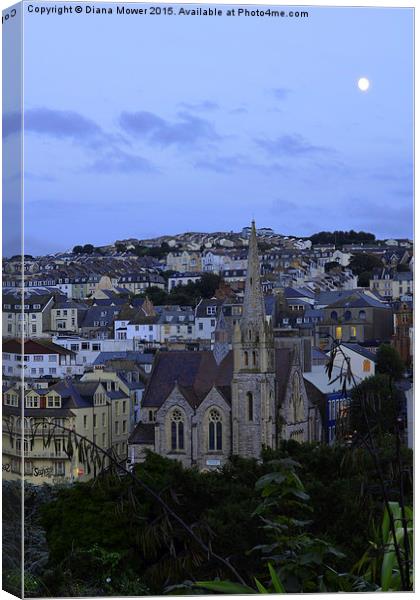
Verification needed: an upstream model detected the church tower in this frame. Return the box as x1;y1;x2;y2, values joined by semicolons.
231;221;276;458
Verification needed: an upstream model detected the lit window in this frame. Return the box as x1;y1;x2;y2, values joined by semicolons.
363;360;371;373
335;326;342;340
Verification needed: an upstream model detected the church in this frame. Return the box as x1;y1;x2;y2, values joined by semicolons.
128;222;320;469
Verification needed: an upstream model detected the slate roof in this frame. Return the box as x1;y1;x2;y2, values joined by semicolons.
80;306;121;328
141;347;293;410
3;338;75;356
93;351;155;366
327;292;389;310
129;422;156;445
340;343;377;362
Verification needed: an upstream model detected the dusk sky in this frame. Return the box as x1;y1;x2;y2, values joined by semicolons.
4;3;414;255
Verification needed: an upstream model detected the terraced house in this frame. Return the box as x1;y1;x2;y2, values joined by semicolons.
2;378;131;485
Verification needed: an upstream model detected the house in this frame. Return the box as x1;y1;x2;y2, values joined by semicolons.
2;378;131;485
327;342;377;381
3;290;57;338
194;298;225;343
316;291;393;350
392;300;413;365
117;273;165;294
167;272;202;291
50;300;88;333
2;338;82;380
166;250;202;272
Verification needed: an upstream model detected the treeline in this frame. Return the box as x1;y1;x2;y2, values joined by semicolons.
137;273;221;306
310;230;376;246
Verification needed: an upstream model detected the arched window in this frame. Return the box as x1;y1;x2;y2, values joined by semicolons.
244;351;249;367
170;409;184;451
330;311;338;321
359;310;366;321
344;310;352;321
252;351;257;367
247;392;253;421
208;409;222;451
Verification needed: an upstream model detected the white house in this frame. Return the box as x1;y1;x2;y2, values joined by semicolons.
2;338;82;379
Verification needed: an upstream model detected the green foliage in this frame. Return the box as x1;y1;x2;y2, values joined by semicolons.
349;374;399;439
310;230;375;247
376;344;405;381
137;273;221;307
34;442;412;596
348;253;383;283
325;261;341;272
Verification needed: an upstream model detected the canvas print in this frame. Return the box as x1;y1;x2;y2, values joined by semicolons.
2;1;414;597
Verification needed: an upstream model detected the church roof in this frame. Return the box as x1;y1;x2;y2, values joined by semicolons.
141;347;293;410
142;350;234;408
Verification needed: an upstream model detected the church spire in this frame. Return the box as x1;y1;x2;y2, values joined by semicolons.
242;220;265;325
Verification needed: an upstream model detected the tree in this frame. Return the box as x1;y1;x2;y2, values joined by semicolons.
82;244;95;254
376;344;405;381
349;375;400;439
396;263;410;273
325;261;341;272
349;253;383;277
72;245;84;254
196;273;221;298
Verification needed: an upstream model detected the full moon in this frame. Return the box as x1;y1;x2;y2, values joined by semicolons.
357;77;370;92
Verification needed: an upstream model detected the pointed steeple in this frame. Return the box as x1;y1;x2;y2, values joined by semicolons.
242;220;265;325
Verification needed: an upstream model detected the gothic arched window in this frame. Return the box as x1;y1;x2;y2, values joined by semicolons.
244;351;249;367
247;392;253;421
208;408;222;451
330;311;338;321
252;351;257;367
292;373;304;423
170;409;185;451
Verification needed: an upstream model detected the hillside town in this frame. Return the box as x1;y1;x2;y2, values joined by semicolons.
2;224;413;484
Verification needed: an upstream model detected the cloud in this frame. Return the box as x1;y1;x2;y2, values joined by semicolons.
229;107;248;115
178;100;219;112
120;110;220;148
195;154;286;175
24;108;105;146
271;87;291;100
88;148;156;174
256;134;334;157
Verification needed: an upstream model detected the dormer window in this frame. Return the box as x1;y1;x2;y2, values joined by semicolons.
47;395;61;408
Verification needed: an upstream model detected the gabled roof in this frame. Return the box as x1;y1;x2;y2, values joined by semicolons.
3;338;75;356
339;342;377;362
326;291;389;310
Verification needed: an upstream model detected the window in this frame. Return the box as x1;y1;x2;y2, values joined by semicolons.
25;396;39;408
49;368;57;375
330;311;338;321
102;433;106;447
93;414;97;428
122;400;127;414
363;360;371;373
247;392;253;421
92;344;101;351
84;415;87;429
206;306;216;315
54;461;65;476
350;326;357;339
48;355;57;362
199;323;204;331
344;310;352;321
359;310;366;321
34;355;43;362
115;421;119;435
122;420;127;433
47;395;60;408
335;326;342;340
170;409;185;451
244;351;249;367
208;409;222;451
252;351;257;367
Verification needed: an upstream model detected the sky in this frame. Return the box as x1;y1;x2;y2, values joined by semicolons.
3;3;414;255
